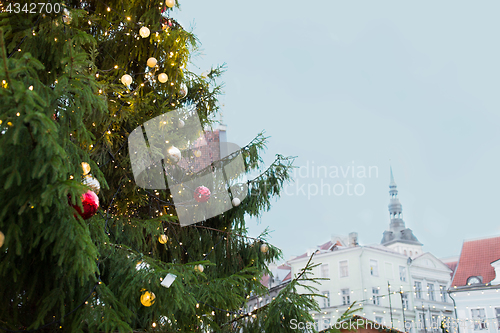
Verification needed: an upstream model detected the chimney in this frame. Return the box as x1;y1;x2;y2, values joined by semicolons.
348;232;358;247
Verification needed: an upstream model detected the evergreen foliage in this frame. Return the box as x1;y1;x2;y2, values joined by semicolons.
0;1;332;332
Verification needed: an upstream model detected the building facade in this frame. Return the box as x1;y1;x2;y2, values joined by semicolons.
287;169;453;332
448;236;500;333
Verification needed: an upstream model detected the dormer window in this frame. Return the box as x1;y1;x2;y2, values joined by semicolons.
467;276;482;285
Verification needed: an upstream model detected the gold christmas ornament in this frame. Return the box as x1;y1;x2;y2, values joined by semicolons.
194;150;202;158
81;162;91;175
140;291;156;307
147;57;157;68
194;264;204;273
165;0;175;8
260;243;269;253
158;235;168;244
158;73;168;83
121;74;133;86
139;26;150;38
0;231;4;248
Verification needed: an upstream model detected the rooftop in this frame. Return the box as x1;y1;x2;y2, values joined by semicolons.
451;235;500;287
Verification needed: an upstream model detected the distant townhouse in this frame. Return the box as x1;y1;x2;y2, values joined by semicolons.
448;235;500;333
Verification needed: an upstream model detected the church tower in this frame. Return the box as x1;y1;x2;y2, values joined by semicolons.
381;167;423;258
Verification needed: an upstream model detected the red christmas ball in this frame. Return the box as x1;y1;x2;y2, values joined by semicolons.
193;186;211;203
72;190;99;220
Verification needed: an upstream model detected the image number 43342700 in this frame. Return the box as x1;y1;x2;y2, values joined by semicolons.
128;107;248;226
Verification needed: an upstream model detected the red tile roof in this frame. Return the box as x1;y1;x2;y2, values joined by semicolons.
260;274;270;288
282;271;291;282
451;235;500;287
278;264;291;270
319;241;333;250
177;129;221;173
445;261;458;275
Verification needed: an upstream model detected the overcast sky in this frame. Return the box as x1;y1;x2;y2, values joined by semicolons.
175;0;500;262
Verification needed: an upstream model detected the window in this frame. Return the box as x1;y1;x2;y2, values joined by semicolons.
339;260;348;277
341;288;350;305
415;281;422;299
321;264;329;278
431;315;438;330
370;260;379;276
323;318;331;330
399;266;407;282
440;285;447;302
401;293;409;310
471;308;487;330
372;288;380;305
375;316;383;324
495;308;500;329
418;313;426;330
428;283;435;301
322;291;330;308
314;319;319;331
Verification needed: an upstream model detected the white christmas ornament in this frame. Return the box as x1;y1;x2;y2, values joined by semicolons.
139;26;150;38
83;175;101;195
161;273;177;288
177;119;185;128
158;73;168;83
136;261;150;271
179;83;188;98
147;57;157;68
167;146;181;163
121;74;132;86
231;198;241;207
62;8;72;24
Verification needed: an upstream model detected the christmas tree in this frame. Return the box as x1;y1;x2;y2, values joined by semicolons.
0;1;331;332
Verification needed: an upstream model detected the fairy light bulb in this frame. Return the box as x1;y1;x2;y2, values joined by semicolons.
158;73;168;83
147;57;157;68
121;74;132;86
139;27;150;38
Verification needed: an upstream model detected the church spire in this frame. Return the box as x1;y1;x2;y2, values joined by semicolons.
381;167;423;253
388;167;402;222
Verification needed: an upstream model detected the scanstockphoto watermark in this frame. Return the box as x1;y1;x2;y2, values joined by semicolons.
290;318;390;330
285;162;379;200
